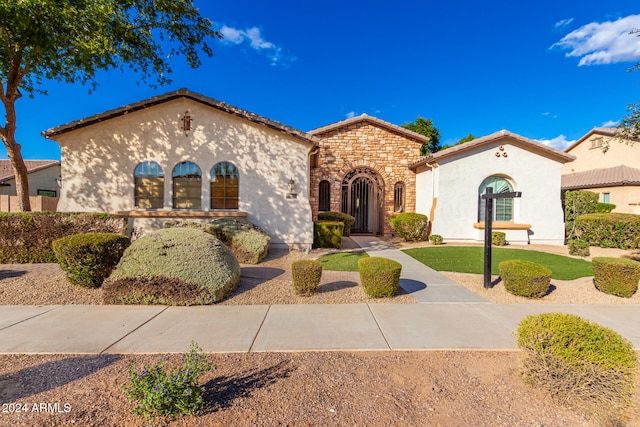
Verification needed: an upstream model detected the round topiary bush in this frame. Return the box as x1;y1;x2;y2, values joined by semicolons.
568;238;590;257
317;211;355;235
389;213;429;242
291;260;323;296
491;231;506;246
499;260;551;298
52;232;130;288
103;228;240;305
429;234;443;245
358;257;402;297
516;313;637;419
592;257;640;298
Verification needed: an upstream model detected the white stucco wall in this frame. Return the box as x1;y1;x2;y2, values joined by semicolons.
416;139;567;245
52;98;315;249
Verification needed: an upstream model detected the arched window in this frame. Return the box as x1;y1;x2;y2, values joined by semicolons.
394;182;405;212
318;180;331;212
134;161;164;209
478;176;513;222
211;162;239;209
173;161;201;209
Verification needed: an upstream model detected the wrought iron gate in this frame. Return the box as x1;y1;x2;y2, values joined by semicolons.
341;168;384;234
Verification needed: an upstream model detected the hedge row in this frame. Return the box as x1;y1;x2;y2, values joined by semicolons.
0;212;128;263
575;213;640;249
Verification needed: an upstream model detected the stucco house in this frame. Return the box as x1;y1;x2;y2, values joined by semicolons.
410;131;575;245
43;88;573;248
562;128;640;214
0;160;60;212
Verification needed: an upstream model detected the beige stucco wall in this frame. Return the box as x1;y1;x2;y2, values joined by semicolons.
0;165;60;197
563;132;640;174
416;139;567;245
590;186;640;215
52;98;315;249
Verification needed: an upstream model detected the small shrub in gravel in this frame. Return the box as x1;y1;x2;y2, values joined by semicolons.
516;313;637;420
103;228;239;305
52;232;130;288
592;257;640;298
123;341;213;419
492;231;506;246
499;260;551;298
429;234;443;245
317;211;355;235
291;260;323;296
313;221;344;249
390;213;429;241
358;257;402;297
568;239;590;257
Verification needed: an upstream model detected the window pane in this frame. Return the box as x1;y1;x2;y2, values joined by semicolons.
134;162;164;209
210;162;239;210
478;176;514;222
173;162;201;209
319;180;331;211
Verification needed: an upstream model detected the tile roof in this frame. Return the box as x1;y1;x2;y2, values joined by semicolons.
0;160;60;182
561;165;640;190
42;88;319;146
408;130;575;171
308;114;430;144
564;127;620;153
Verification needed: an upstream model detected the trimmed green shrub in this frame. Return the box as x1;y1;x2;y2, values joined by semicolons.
52;233;130;288
103;228;240;305
389;212;429;242
568;238;590;257
564;190;598;239
0;212;128;263
516;313;637;418
429;234;443;245
317;211;355;235
499;260;551;298
491;231;506;246
291;260;323;296
575;213;640;249
592;257;640;298
358;257;402;297
596;202;616;213
313;221;344;249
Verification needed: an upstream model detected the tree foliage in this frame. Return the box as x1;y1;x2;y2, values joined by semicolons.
0;0;221;210
401;116;441;156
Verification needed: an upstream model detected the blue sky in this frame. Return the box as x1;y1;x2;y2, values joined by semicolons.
3;0;640;161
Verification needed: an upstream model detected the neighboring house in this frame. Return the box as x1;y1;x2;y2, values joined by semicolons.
409;131;574;245
562;128;640;214
0;160;61;197
43;89;317;250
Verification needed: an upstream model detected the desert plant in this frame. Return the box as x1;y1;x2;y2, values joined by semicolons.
575;213;640;249
313;221;344;249
317;211;355;235
499;260;551;298
491;231;506;246
389;212;429;241
103;228;240;305
568;238;590;257
358;257;402;297
123;341;213;419
596;202;616;213
429;234;443;245
516;313;637;420
291;260;323;296
592;257;640;298
52;232;130;288
564;190;598;239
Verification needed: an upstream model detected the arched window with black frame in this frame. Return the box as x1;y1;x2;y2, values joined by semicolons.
211;161;239;209
478;175;514;222
318;180;331;212
172;161;201;209
393;181;405;212
134;161;164;209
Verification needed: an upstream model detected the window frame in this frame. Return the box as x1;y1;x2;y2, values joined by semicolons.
393;182;405;213
210;161;239;210
478;176;514;222
318;180;331;212
134;161;164;209
172;161;202;209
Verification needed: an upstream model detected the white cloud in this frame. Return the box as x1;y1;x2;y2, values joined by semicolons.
552;14;640;66
601;119;620;127
536;135;576;150
554;18;574;29
219;25;295;67
345;111;356;119
542;112;550;116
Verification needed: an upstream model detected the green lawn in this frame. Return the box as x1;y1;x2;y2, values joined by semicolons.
403;246;592;280
318;251;369;271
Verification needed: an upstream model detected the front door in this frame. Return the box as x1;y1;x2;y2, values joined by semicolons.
341;168;384;234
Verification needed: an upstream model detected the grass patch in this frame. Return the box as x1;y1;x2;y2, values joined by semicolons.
319;251;369;271
403;247;592;280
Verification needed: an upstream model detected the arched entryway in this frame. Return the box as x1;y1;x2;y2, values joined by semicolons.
341;167;384;234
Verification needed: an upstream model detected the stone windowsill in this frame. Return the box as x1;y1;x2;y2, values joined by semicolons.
473;222;531;230
116;210;248;218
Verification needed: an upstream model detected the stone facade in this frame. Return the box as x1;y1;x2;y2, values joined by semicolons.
309;115;427;235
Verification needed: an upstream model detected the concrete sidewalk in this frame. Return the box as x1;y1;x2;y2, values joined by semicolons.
0;303;638;354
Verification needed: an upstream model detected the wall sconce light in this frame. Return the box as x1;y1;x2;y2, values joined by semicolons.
286;177;297;199
181;110;192;136
55;176;63;188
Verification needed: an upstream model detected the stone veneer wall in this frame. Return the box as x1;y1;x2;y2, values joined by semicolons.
310;121;423;235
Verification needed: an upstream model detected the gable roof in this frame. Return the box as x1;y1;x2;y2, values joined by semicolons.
564;127;619;153
561;165;640;190
308;114;430;144
42;88;319;146
408;129;575;171
0;160;60;182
